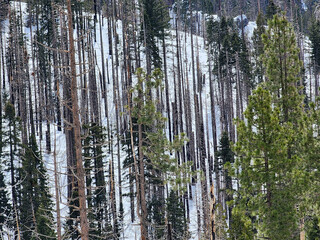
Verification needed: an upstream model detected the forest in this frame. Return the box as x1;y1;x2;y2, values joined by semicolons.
0;0;320;239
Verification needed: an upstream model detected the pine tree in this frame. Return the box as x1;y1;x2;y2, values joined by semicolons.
0;165;10;232
304;99;320;239
306;217;320;239
141;0;170;73
309;18;320;96
262;13;303;123
207;16;239;137
166;190;188;240
228;208;254;240
266;0;279;20
20;135;56;239
233;87;302;239
238;33;253;100
216;132;234;225
2;101;22;237
232;14;308;239
130;68;191;239
82;123;111;238
252;12;266;84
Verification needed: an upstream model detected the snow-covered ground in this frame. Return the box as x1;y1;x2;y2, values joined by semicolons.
5;2;313;239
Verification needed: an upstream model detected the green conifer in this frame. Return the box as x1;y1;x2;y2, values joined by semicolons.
131;68;191;238
266;0;279;20
141;0;170;69
20;135;55;239
262;13;303;123
232;14;308;239
309;18;320;91
2;101;22;236
233;87;301;239
166;190;188;239
82;123;111;238
252;12;266;84
0;165;10;232
216;132;234;222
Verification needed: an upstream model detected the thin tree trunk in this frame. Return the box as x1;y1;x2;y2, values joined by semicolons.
54;129;62;240
139;122;148;240
210;184;216;240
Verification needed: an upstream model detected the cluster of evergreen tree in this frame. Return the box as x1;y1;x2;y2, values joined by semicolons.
0;101;55;239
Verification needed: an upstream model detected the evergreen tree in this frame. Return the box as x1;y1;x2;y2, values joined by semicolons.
266;0;279;20
232;13;308;239
238;33;253;97
82;123;111;238
20;135;56;239
216;132;234;224
233;87;302;239
2;101;22;237
306;216;320;239
0;165;10;232
309;18;320;95
207;16;240;135
228;208;254;240
262;13;303;123
166;190;188;240
131;68;191;239
304;100;320;239
141;0;170;72
252;12;266;84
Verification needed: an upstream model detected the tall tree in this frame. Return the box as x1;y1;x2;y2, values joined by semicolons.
2;101;22;238
82;123;111;238
232;13;308;239
309;19;320;96
166;190;188;240
20;135;56;239
0;164;10;233
140;0;170;74
233;87;303;239
130;68;191;239
262;13;303;123
66;0;89;238
252;12;266;84
266;0;279;19
216;132;234;225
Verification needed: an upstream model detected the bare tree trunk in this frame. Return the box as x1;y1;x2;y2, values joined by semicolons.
0;31;2;152
139;121;148;240
210;184;216;240
163;34;172;142
189;0;198;184
67;0;89;238
226;51;235;142
300;218;305;240
208;47;217;154
315;62;319;97
51;4;62;131
198;92;209;238
54;129;62;240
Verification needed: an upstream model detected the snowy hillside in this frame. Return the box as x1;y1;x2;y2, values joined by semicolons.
0;1;318;240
